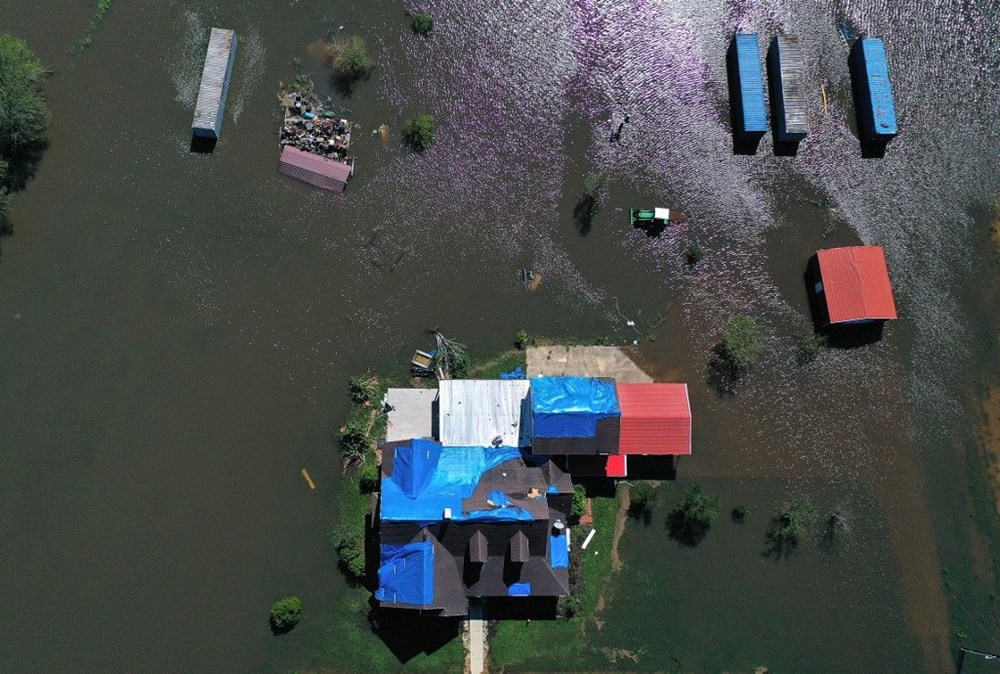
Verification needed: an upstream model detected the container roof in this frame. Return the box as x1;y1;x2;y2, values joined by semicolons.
616;383;691;455
605;454;628;478
816;246;897;323
438;379;530;448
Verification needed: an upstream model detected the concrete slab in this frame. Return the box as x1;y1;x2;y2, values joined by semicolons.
525;346;653;382
384;388;435;441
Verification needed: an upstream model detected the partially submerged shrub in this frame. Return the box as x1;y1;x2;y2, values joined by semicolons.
325;35;375;81
338;410;371;462
336;534;365;581
766;498;818;556
270;596;302;632
349;374;381;406
796;331;826;365
402;114;436;151
628;482;655;522
719;314;762;371
667;482;719;545
409;12;434;35
683;242;702;267
732;503;749;522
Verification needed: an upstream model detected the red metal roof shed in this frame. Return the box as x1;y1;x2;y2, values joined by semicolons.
278;145;353;192
816;246;897;324
616;383;691;455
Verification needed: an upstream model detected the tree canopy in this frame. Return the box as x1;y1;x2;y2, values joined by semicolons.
0;35;49;162
402;114;436;151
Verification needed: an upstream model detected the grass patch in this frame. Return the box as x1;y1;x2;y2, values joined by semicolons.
73;0;115;52
467;349;526;379
489;489;621;671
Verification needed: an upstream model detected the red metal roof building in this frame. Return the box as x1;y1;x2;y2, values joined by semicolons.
278;145;353;192
816;246;897;324
615;383;691;456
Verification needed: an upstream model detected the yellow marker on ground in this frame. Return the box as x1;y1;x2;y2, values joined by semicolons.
301;468;316;490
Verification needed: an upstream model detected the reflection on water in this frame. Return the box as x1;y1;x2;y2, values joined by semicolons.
2;0;1000;670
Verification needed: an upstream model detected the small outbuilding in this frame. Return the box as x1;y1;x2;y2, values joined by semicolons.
615;383;692;456
278;145;353;192
814;246;897;325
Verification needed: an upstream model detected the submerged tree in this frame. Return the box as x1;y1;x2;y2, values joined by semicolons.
0;34;50;208
710;314;763;395
270;596;302;633
325;35;375;82
667;482;720;545
402;114;436;151
765;498;819;557
431;330;468;378
408;11;434;35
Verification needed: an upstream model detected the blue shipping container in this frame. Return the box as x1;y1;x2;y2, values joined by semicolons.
851;38;898;142
727;34;768;137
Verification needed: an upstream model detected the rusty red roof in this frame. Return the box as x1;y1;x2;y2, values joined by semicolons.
604;454;627;478
816;246;897;324
616;383;691;456
278;146;352;192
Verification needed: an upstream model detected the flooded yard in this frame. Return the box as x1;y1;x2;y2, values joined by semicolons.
1;0;999;671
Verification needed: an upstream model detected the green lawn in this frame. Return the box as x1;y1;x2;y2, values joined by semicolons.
489;489;622;672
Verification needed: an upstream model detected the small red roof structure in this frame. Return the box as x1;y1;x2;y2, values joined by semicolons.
816;246;897;324
616;383;691;455
604;455;628;478
278;146;353;192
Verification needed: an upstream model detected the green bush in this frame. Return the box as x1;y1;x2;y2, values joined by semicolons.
571;484;587;519
359;461;379;494
515;330;530;350
556;594;581;621
326;35;375;81
732;503;749;522
409;12;434;35
719;314;762;371
402;114;436;151
336;534;365;581
0;35;49;175
338;410;370;463
349;375;381;406
270;596;302;631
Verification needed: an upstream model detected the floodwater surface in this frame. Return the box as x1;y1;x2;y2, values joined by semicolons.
2;0;1000;671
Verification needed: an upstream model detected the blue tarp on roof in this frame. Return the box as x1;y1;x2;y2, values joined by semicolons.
508;582;531;597
382;441;534;523
530;377;621;438
375;541;434;606
733;34;768;134
550;534;569;569
857;38;897;139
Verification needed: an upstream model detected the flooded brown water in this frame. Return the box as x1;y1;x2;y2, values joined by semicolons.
2;0;1000;671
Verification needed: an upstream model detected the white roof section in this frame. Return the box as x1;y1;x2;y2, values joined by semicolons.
438;379;531;448
385;388;435;442
653;207;670;221
192;28;237;138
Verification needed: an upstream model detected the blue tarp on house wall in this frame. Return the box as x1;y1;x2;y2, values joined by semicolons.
550;534;569;569
382;441;534;522
530;377;621;438
375;541;434;606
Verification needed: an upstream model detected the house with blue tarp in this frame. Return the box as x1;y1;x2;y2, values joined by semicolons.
375;437;574;616
374;375;692;616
